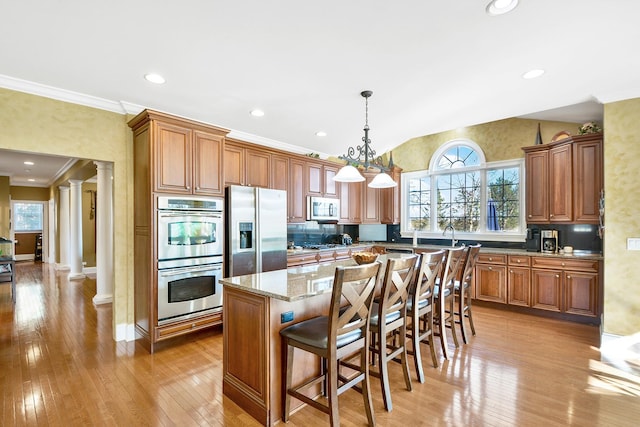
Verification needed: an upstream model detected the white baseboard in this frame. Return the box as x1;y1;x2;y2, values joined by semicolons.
115;323;137;342
83;266;97;278
14;254;34;261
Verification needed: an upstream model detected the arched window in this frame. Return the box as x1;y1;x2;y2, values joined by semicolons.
402;139;524;242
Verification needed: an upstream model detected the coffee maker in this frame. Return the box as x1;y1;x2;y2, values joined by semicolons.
525;228;541;252
541;229;558;253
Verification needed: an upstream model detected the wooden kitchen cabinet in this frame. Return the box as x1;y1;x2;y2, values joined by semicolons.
548;143;572;222
362;171;381;224
154;119;225;196
573;135;603;223
271;155;289;191
305;161;340;198
288;158;306;222
523;134;602;224
338;181;362;224
223;141;271;188
380;166;402;224
531;256;599;317
128;109;229;352
474;253;507;303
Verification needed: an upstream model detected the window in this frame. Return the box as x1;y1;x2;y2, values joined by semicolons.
402;139;524;242
13;202;44;232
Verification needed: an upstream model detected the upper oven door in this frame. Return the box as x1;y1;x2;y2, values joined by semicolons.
306;197;339;222
157;211;223;260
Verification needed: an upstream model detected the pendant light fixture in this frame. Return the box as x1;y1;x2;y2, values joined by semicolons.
333;90;397;188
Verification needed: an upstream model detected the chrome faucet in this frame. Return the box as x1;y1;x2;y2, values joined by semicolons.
443;223;457;247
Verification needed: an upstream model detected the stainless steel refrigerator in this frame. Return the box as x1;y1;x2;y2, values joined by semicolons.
225;185;288;277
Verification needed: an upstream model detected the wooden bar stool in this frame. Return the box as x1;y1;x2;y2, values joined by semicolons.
406;249;446;383
280;262;381;427
433;246;465;360
368;254;418;412
454;244;481;344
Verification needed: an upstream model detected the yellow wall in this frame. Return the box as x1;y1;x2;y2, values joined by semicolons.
393;118;581;172
10;186;50;201
82;182;97;267
603;98;640;336
0;87;133;337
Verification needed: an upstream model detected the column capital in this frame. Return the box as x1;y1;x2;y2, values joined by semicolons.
94;161;113;171
58;185;70;191
68;179;84;186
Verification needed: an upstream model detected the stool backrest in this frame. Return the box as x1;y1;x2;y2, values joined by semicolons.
329;262;382;344
440;246;466;291
413;250;446;308
459;244;481;286
378;255;419;320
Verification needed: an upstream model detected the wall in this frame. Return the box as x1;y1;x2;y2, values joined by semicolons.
603;98;640;336
10;186;49;201
393;118;581;172
0;87;133;340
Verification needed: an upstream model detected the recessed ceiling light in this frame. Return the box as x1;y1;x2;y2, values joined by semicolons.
144;73;166;84
23;161;34;166
486;0;519;16
28;178;35;182
250;109;265;117
315;131;327;137
523;69;545;79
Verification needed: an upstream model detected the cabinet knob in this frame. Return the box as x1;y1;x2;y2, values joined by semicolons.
516;260;521;263
489;257;493;261
488;266;493;271
510;270;514;273
528;214;532;218
196;186;200;190
562;262;566;267
186;186;191;190
567;275;572;279
555;274;560;278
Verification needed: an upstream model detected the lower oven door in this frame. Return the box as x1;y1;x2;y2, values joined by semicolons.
157;263;223;325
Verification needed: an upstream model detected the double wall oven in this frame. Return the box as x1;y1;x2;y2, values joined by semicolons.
156;196;224;325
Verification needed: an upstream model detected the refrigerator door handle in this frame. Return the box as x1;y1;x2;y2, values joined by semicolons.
255;189;262;273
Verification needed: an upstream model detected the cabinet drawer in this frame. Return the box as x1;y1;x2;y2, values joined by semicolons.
508;255;530;266
156;311;223;340
287;253;319;267
531;257;598;272
477;253;507;265
317;251;336;264
334;249;352;260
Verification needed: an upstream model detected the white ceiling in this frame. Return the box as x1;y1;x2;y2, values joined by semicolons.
1;0;638;187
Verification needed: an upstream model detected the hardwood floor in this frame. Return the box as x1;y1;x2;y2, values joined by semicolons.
1;262;639;426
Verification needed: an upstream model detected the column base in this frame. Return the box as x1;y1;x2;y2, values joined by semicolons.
93;294;113;306
68;272;86;280
55;264;70;271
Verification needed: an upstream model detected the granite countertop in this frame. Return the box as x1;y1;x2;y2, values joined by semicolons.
286;242;602;260
375;243;603;260
220;253;413;302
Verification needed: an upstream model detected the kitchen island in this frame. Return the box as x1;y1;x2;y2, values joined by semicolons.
220;254;409;426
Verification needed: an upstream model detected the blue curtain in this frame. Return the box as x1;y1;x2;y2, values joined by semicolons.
487;199;500;231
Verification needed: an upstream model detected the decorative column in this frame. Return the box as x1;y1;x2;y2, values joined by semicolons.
68;179;85;280
93;161;113;305
58;185;70;270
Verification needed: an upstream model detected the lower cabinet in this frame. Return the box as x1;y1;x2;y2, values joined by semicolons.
475;252;600;320
475;254;507;303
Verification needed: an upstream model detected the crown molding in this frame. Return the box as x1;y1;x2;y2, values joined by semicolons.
226;129;330;159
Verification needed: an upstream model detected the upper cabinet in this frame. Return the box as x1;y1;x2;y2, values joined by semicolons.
305;161;340;198
380;166;402;224
224;140;271;188
523;134;602;224
129;110;228;197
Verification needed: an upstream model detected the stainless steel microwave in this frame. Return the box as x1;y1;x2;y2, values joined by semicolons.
307;196;340;222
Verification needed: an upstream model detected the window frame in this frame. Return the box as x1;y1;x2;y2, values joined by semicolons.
401;140;526;243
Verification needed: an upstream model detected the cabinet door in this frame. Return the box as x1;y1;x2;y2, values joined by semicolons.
288;159;306;222
525;150;548;223
381;167;401;224
362;172;380;224
508;266;530;307
193;131;224;196
339;181;362;224
573;138;602;223
271;155;289;191
564;271;598;317
224;144;245;186
155;121;192;193
549;143;572;222
306;161;323;196
323;165;339;197
531;269;562;312
474;264;507;303
245;149;270;188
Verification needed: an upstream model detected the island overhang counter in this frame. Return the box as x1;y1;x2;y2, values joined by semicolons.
219;254;411;426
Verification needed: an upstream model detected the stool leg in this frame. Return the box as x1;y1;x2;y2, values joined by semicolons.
361;345;375;426
458;292;469;344
327;354;340;426
467;291;476;336
411;316;425;383
282;341;294;422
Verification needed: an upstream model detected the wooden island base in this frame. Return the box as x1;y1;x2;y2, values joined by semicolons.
223;285;331;426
